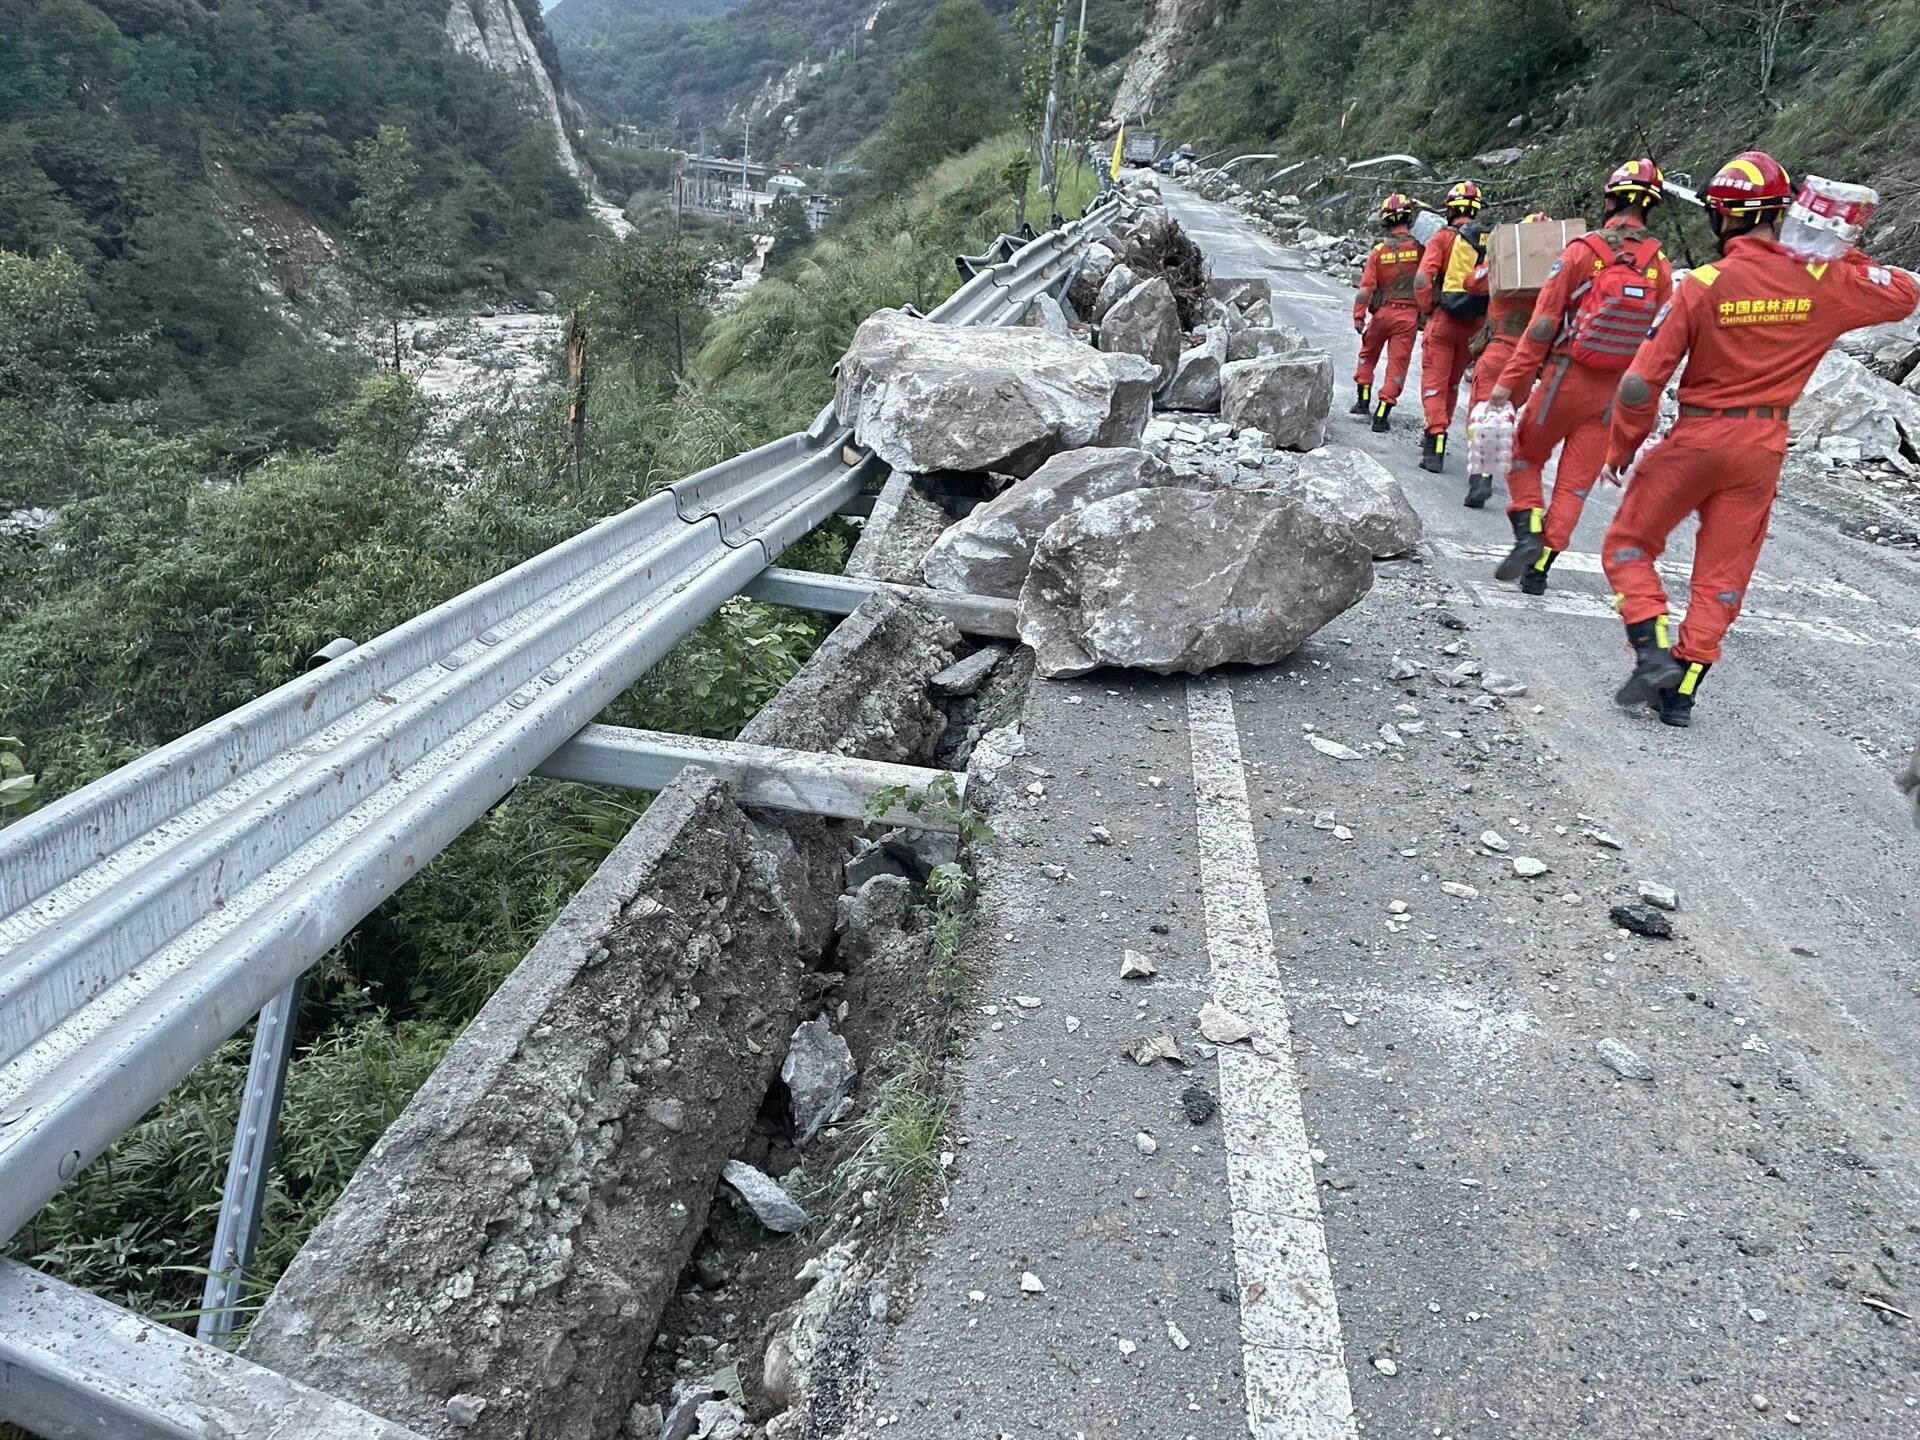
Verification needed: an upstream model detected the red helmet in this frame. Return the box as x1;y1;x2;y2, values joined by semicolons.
1703;151;1794;219
1522;211;1552;223
1379;192;1415;225
1605;158;1665;207
1445;180;1484;216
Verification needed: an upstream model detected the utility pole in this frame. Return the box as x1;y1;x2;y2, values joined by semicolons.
1037;0;1068;196
1072;0;1088;80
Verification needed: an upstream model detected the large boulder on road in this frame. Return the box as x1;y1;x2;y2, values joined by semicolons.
921;447;1181;600
1098;276;1182;388
1220;352;1334;451
1794;349;1920;462
836;309;1160;478
1261;446;1422;558
1017;487;1375;678
1227;325;1312;362
1159;331;1228;413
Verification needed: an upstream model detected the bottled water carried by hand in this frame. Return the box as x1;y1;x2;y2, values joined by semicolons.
1467;401;1516;483
1780;176;1878;261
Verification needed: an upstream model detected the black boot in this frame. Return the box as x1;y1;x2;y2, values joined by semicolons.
1518;545;1556;595
1420;430;1447;473
1350;383;1372;416
1657;660;1712;728
1493;508;1544;582
1464;472;1494;508
1614;616;1687;709
1370;400;1394;433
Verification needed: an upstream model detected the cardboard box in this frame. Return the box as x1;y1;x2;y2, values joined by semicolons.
1489;218;1588;296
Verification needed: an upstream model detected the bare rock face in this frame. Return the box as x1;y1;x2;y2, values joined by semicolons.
1227;324;1313;362
1092;262;1140;323
836;309;1160;478
1220;351;1334;451
1098;276;1182;388
921;446;1180;599
1017;486;1375;677
1159;330;1229;413
1261;446;1422;558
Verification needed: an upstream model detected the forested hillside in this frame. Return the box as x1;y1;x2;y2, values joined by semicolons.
2;0;1086;1335
1;0;596;450
545;0;745;44
1159;0;1920;261
557;0;1137;165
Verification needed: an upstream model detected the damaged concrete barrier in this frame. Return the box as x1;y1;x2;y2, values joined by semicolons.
836;308;1159;478
245;590;963;1440
1220;350;1334;452
844;472;953;586
1097;275;1182;388
1017;486;1375;678
920;446;1182;600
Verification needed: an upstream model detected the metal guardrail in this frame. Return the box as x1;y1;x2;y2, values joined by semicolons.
0;198;1124;1440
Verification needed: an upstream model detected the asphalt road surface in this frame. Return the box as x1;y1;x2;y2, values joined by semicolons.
855;181;1920;1440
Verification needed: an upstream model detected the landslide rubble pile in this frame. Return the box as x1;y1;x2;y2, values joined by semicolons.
839;177;1418;676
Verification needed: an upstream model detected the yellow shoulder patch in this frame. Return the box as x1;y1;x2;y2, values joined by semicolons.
1689;264;1721;287
1805;261;1830;281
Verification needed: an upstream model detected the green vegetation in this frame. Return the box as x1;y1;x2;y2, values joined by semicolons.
866;1;1012;194
0;0;596;451
2;97;1065;1331
557;0;1139;170
1165;0;1920;263
838;1045;952;1214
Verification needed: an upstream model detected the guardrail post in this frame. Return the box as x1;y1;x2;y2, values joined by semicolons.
195;975;304;1346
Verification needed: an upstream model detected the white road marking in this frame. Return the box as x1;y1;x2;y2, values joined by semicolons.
1186;679;1359;1440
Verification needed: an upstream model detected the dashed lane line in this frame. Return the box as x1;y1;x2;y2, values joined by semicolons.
1186;679;1360;1440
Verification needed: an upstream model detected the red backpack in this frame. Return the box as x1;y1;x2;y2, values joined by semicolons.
1563;230;1665;371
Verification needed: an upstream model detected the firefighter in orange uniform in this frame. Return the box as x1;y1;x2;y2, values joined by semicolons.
1462;211;1551;508
1412;179;1487;470
1487;160;1671;593
1600;151;1918;726
1352;194;1423;425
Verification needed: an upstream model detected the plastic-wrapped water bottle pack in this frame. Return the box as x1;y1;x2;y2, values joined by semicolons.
1466;401;1516;483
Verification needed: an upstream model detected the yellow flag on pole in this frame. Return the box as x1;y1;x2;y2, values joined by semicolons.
1111;127;1125;181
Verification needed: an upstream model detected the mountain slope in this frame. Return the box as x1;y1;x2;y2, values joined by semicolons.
1150;0;1920;262
557;0;1138;165
546;0;745;44
0;0;599;439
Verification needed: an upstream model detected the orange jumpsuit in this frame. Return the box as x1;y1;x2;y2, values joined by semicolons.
1497;216;1670;553
1416;221;1479;436
1353;229;1423;405
1604;236;1918;665
1468;294;1530;412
